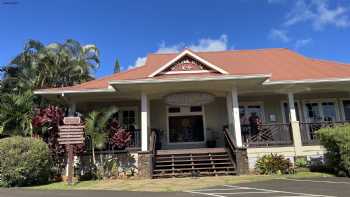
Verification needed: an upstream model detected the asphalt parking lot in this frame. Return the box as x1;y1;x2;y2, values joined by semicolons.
187;177;350;197
0;177;349;197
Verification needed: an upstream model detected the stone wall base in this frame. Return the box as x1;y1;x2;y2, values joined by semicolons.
137;151;153;178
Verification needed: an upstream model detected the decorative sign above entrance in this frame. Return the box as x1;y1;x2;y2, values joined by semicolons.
165;92;215;106
161;55;216;74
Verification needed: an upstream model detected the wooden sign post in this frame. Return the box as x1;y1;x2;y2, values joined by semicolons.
58;117;85;185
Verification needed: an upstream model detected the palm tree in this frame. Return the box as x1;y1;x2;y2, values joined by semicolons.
0;91;34;136
2;39;100;91
85;107;118;165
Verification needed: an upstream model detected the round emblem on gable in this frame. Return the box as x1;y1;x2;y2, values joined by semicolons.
164;92;215;106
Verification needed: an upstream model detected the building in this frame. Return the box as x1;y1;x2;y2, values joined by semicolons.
35;48;350;177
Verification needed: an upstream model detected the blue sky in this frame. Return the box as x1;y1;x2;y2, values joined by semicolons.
1;0;350;78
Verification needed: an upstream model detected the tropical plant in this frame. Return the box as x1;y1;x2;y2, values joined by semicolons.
32;106;86;154
0;136;52;187
85;107;118;164
110;127;132;150
1;39;100;92
317;125;350;176
0;91;34;136
255;154;293;175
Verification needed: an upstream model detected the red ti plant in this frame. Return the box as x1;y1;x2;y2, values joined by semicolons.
109;120;132;150
32;105;85;158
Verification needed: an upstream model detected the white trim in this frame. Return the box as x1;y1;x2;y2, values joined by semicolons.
148;49;229;77
166;105;207;145
110;74;271;85
33;88;115;95
302;98;341;122
160;70;215;75
280;100;303;123
263;77;350;85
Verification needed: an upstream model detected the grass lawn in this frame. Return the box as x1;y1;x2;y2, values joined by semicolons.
29;172;332;192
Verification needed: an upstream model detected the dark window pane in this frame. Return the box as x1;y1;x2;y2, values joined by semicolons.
343;100;350;121
169;116;204;143
168;107;180;113
190;106;202;112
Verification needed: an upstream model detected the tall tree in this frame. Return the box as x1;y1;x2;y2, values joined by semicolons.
114;58;120;73
1;39;100;92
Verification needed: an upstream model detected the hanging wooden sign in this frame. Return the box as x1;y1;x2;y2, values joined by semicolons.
58;117;85;185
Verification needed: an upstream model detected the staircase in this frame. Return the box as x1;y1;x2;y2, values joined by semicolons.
152;148;237;178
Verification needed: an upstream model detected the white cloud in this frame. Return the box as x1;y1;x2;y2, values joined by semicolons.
188;34;229;52
268;28;290;43
128;56;147;70
284;0;350;30
128;34;230;69
294;38;312;49
156;41;184;54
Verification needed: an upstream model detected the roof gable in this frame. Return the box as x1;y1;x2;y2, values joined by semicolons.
148;49;229;77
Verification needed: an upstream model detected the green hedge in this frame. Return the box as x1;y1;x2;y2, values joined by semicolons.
0;136;53;187
317;124;350;176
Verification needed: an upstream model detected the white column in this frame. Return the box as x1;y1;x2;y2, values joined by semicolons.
288;92;303;155
226;93;234;133
288;92;297;122
141;93;149;151
231;87;243;147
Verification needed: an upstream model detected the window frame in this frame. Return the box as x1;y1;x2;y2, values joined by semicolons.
301;98;341;123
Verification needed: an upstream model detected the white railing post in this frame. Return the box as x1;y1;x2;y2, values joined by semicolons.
141;93;149;151
231;87;243;147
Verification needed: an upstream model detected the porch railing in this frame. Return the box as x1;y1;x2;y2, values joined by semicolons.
242;123;293;147
299;121;350;146
127;129;141;149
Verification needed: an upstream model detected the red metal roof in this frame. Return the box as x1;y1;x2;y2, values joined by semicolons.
36;48;350;92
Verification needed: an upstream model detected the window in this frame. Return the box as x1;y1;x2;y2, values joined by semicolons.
303;100;339;122
239;103;264;125
168;107;180;113
342;100;350;121
190;106;202;112
122;110;136;129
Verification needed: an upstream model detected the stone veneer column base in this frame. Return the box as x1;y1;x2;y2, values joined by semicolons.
137;151;153;179
236;148;249;175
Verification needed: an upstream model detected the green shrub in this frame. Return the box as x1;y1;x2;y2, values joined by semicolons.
255;154;293;175
317;124;350;176
295;157;309;168
0;136;53;187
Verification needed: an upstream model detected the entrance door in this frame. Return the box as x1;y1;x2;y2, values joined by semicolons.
167;106;205;144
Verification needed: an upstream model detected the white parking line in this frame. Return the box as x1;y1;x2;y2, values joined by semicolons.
186;185;336;197
274;178;350;185
225;185;336;197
